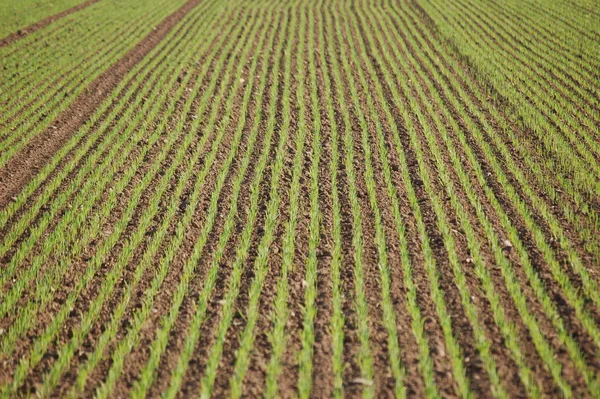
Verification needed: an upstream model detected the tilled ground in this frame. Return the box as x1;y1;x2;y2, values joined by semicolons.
1;0;599;398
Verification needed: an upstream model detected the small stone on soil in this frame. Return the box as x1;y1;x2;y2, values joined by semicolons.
351;378;374;386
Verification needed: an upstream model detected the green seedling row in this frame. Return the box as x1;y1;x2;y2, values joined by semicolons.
1;0;599;397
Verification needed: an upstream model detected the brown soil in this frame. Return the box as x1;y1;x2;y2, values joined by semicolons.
0;0;202;209
76;9;258;398
231;14;310;398
2;0;600;398
167;13;293;398
0;0;102;48
0;3;231;393
116;12;269;399
406;0;600;326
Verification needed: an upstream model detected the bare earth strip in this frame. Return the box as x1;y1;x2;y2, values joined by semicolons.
0;0;202;208
1;0;600;397
0;0;103;48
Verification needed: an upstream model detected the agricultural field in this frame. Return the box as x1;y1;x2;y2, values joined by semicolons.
0;0;599;397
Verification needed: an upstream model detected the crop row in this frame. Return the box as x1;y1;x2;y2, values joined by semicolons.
416;0;600;259
399;0;600;362
1;0;598;397
0;0;240;395
0;0;189;168
349;0;600;396
0;0;89;38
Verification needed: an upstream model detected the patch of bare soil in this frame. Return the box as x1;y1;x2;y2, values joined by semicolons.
0;0;203;209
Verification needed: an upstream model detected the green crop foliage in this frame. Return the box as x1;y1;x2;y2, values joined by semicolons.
0;0;189;168
264;4;310;397
0;1;228;362
0;0;88;38
0;2;232;396
97;7;272;399
296;4;322;398
1;0;599;397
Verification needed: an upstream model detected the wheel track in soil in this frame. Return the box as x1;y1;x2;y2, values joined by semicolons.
2;0;600;397
38;7;245;397
0;0;204;208
0;1;228;364
0;0;103;47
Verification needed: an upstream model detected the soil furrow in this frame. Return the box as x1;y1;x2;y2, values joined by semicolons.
330;6;405;396
384;2;598;395
402;0;600;326
308;4;337;394
238;7;312;395
145;17;274;399
45;20;236;395
0;5;232;394
194;10;293;397
351;15;482;399
3;0;600;396
317;6;365;396
0;0;220;250
0;0;103;47
0;0;203;209
95;16;264;399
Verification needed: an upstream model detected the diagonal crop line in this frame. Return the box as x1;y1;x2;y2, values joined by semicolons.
159;7;287;399
0;2;233;396
319;4;379;397
0;7;163;152
0;0;103;43
192;5;294;398
263;3;310;397
433;0;600;159
360;1;591;396
396;0;600;348
409;0;600;310
0;0;192;168
458;0;600;114
1;0;599;397
0;0;224;351
61;11;247;392
295;3;324;397
331;4;411;398
0;1;168;128
0;1;219;249
31;5;247;398
384;2;600;394
0;10;116;105
0;1;117;79
504;0;600;74
0;0;218;274
0;13;92;59
0;5;202;232
468;0;600;113
415;0;600;194
91;8;273;399
431;0;600;189
401;0;600;252
0;0;164;108
118;5;281;399
400;2;600;261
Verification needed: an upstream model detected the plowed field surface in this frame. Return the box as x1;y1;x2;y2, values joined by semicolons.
1;0;599;397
